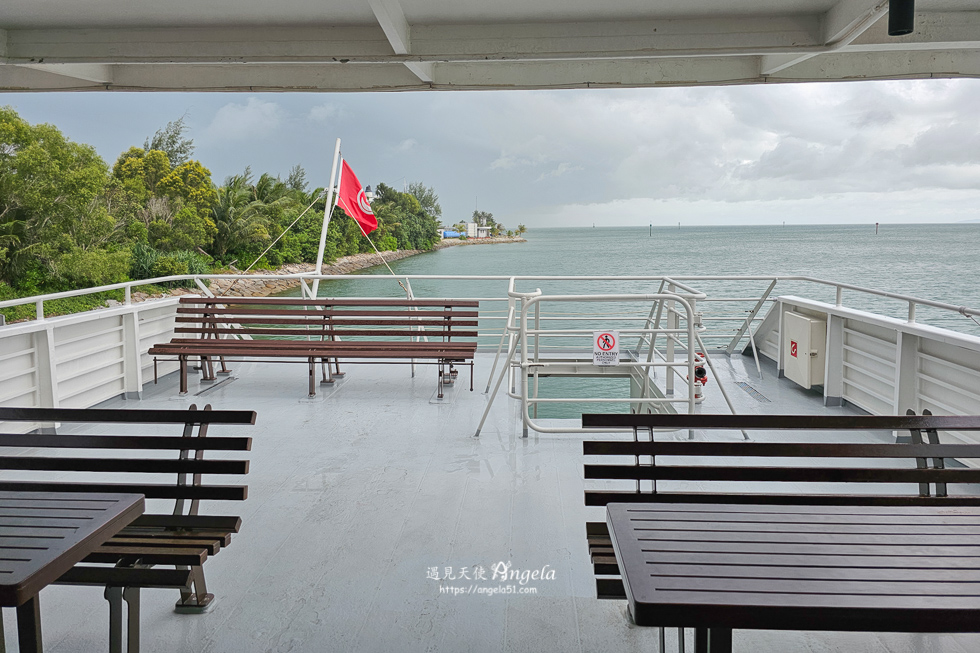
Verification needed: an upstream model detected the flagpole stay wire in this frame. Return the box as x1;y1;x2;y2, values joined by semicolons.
216;190;328;298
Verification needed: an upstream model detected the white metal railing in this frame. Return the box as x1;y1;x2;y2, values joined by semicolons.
4;272;980;437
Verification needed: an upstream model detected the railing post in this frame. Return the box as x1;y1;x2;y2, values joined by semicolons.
908;301;916;323
836;286;843;307
36;300;44;321
666;285;676;396
124;285;132;305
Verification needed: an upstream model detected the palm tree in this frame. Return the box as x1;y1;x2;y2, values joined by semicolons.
210;175;268;260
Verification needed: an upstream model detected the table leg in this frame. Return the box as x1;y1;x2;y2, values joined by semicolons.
16;597;42;653
694;627;731;653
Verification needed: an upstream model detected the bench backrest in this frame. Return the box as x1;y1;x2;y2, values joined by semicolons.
0;405;255;516
175;296;480;340
582;412;980;506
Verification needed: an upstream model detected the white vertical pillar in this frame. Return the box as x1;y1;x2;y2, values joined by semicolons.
823;314;845;407
122;308;143;399
894;331;919;415
35;327;59;408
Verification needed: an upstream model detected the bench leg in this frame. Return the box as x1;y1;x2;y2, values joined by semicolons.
333;358;345;378
320;359;334;385
694;627;731;653
174;565;213;613
217;355;232;375
104;585;142;653
308;358;316;397
123;587;140;653
179;356;188;395
437;362;444;399
105;586;124;653
201;356;216;382
15;596;41;653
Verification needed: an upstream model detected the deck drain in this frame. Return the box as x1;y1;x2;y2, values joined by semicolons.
194;376;236;396
735;381;771;403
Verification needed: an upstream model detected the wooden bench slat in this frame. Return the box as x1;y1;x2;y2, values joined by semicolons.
121;529;233;547
0;433;252;451
583;464;980;484
0;407;256;425
58;566;193;589
83;546;207;566
177;308;479;318
128;514;242;532
595;578;627;600
105;537;223;556
582;413;980;431
179;297;479;307
584;491;980;507
0;481;247;501
174;327;480;338
177;317;479;328
583;441;980;458
0;457;248;475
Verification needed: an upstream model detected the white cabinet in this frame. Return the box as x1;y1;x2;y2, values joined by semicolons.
783;311;827;389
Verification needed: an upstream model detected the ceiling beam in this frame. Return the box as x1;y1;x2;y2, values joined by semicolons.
761;0;887;75
15;63;112;83
0;17;822;64
7;13;972;67
367;0;433;83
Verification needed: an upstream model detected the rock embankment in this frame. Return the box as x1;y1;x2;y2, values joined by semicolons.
205;249;424;298
128;235;527;302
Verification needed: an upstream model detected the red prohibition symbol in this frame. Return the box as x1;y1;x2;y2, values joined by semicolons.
597;333;616;351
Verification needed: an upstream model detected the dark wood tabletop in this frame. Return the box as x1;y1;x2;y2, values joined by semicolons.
0;490;144;652
607;503;980;650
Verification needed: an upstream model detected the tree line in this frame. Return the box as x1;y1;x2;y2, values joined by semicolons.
0;108;453;299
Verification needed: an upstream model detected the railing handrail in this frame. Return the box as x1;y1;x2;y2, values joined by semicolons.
3;272;979;321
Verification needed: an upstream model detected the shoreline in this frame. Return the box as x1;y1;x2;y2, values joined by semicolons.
132;235;527;301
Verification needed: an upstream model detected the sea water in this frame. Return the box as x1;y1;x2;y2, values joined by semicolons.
305;223;980;416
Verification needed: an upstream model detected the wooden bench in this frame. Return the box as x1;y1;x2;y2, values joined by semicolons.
0;405;255;653
149;296;479;397
581;411;980;602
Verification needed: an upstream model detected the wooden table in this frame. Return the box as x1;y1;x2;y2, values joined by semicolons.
606;502;980;653
0;491;144;653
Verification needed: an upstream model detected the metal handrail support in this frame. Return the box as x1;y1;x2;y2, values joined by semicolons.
725;279;778;355
475;287;541;437
518;293;698;436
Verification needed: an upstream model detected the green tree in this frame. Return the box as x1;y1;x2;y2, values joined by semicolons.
0;107;118;288
144;116;195;167
472;210;495;228
407;182;442;219
516;224;527;235
286;165;309;193
210;174;269;260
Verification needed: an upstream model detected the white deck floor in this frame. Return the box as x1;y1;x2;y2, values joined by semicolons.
8;352;980;653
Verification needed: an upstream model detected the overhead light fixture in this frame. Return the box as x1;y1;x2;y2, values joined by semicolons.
888;0;915;36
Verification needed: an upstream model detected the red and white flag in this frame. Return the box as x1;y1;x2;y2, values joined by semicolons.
336;160;378;235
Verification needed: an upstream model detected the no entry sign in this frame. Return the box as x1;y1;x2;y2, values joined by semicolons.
593;331;620;366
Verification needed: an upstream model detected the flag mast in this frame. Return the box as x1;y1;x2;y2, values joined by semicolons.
311;137;342;300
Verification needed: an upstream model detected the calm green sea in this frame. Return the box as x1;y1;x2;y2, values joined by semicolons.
311;223;980;334
298;223;980;417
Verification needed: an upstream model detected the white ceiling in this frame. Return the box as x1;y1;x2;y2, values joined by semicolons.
1;0;978;91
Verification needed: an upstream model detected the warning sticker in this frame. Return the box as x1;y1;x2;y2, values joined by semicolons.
790;340;798;358
593;331;620;366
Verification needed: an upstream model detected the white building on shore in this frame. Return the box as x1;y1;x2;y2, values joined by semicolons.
466;222;492;238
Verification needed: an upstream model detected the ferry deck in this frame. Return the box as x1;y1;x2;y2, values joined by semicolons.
11;344;979;653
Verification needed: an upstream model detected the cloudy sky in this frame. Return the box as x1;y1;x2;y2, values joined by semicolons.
2;78;978;228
